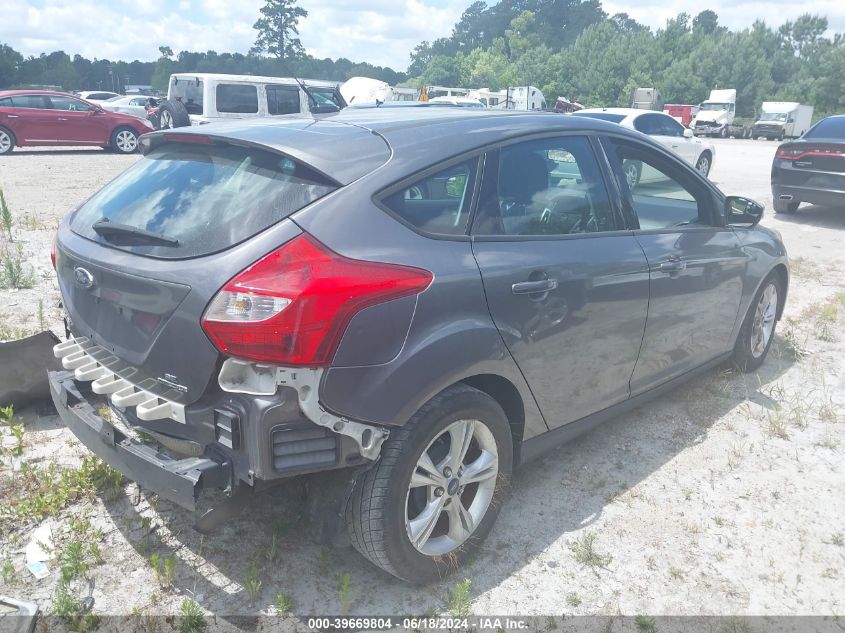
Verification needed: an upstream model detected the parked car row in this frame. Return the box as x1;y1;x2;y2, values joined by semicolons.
0;90;154;155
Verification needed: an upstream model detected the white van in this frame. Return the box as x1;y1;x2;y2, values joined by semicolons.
158;73;345;128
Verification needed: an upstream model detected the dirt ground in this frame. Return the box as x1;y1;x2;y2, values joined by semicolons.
1;139;844;624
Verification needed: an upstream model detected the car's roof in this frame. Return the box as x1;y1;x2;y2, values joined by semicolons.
144;108;641;185
0;89;84;98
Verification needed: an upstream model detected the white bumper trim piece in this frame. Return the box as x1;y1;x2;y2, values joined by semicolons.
53;336;186;424
218;358;388;461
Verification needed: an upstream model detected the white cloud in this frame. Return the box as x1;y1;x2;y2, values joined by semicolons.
602;0;845;34
0;0;465;69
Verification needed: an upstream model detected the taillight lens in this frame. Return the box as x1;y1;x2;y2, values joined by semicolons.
201;234;433;366
775;145;845;160
51;238;57;270
775;147;804;160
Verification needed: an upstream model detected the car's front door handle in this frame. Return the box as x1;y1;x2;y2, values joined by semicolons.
58;117;68;121
512;279;558;295
659;258;687;274
6;114;18;118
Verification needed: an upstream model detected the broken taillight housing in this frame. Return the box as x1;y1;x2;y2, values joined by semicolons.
201;233;433;366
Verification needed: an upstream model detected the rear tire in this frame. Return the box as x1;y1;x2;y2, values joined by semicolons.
773;197;799;214
733;274;783;372
156;99;190;129
0;126;15;155
346;384;513;583
110;127;139;154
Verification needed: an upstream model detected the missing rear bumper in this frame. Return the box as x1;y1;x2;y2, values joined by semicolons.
48;370;231;510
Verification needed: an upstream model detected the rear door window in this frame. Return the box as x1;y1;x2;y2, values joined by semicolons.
267;85;301;115
805;117;845;139
69;142;337;259
380;159;478;235
216;84;259;114
10;95;50;109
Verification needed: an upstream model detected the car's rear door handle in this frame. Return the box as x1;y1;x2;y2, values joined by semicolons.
58;117;68;121
512;279;558;295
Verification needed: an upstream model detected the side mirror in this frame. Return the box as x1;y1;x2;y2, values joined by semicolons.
311;104;340;114
726;196;764;227
683;128;693;138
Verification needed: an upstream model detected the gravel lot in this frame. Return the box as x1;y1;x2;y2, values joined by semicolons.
1;139;844;623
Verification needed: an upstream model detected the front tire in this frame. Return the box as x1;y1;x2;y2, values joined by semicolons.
695;152;712;178
346;384;513;583
0;126;15;155
110;127;139;154
733;274;783;372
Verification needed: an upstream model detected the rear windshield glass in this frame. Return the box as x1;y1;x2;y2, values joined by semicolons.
170;77;203;115
69;142;337;259
804;117;845;139
571;112;625;123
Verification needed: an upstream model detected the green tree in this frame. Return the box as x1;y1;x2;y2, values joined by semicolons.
251;0;308;61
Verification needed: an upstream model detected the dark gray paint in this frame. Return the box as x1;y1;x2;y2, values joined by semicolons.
56;108;789;464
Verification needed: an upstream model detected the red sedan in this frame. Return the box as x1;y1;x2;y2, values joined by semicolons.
0;90;154;155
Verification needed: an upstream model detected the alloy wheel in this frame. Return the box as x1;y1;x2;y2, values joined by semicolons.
696;155;710;176
405;419;498;556
115;130;137;153
0;130;11;154
160;110;173;129
751;282;778;358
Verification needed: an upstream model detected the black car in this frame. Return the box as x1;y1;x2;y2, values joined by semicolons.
771;114;845;214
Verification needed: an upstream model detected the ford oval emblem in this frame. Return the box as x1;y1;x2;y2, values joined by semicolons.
73;267;95;289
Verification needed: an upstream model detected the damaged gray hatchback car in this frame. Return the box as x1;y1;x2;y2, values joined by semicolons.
49;108;788;582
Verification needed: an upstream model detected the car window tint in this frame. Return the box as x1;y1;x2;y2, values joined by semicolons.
48;96;89;111
69;143;337;259
216;84;258;114
267;85;300;115
10;95;50;109
605;138;705;230
0;97;11;106
474;136;616;236
170;78;203;115
805;117;845;139
311;88;342;108
661;115;684;137
380;159;477;235
634;114;658;135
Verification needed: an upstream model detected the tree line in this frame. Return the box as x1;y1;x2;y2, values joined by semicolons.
2;0;844;120
407;0;844;118
0;46;404;95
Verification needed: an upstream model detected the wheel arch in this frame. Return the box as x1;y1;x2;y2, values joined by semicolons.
460;373;526;463
770;263;789;320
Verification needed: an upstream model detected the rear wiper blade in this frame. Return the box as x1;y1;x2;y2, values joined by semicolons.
92;219;179;246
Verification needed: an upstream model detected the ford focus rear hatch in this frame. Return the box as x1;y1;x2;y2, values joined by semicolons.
56;122;390;406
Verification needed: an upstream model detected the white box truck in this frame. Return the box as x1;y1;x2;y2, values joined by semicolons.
691;89;749;138
751;102;814;140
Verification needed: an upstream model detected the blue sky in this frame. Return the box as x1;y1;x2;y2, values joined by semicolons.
1;0;843;70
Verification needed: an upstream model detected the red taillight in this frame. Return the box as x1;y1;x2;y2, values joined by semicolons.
775;145;845;160
51;238;57;270
201;234;433;366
